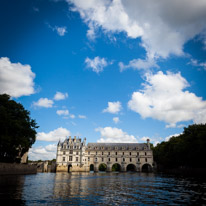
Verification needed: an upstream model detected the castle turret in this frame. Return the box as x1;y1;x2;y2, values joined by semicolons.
147;139;150;150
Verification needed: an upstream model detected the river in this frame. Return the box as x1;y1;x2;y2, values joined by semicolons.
0;172;205;205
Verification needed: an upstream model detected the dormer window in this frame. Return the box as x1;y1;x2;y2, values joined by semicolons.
115;147;118;150
122;147;125;150
101;147;104;150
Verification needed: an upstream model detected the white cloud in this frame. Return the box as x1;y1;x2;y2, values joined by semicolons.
37;127;71;141
54;92;68;101
48;24;67;36
85;56;109;73
96;127;138;143
78;115;87;119
119;58;159;71
113;117;120;124
128;71;206;127
70;114;75;119
165;133;181;142
55;26;67;36
190;58;206;70
33;98;54;108
140;136;150;142
103;101;122;114
68;0;206;60
56;109;69;116
0;57;35;98
28;144;57;160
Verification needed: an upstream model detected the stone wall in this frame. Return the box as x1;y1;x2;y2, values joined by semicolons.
0;163;37;175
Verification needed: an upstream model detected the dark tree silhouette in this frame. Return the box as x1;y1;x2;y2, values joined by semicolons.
0;94;38;163
153;124;206;169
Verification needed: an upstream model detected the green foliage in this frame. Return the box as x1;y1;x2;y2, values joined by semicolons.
0;94;38;163
99;163;107;171
112;163;121;171
153;124;206;169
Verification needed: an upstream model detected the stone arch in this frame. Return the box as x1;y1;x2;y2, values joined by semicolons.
68;164;72;173
112;163;121;172
141;163;153;172
90;164;94;171
126;164;136;172
98;163;107;172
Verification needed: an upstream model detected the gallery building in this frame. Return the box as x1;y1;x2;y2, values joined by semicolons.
56;136;153;172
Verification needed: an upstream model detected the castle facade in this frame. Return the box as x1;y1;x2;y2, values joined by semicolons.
56;137;153;172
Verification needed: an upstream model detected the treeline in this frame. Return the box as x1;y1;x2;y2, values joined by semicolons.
153;124;206;169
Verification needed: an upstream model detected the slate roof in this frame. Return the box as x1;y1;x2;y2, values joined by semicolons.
86;143;149;150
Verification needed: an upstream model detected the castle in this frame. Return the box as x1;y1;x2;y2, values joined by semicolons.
56;136;153;172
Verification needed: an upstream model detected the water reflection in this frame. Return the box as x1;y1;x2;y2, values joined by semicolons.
0;172;206;205
0;175;26;205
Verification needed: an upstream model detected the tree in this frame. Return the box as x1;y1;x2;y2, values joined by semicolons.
153;124;206;169
0;94;38;163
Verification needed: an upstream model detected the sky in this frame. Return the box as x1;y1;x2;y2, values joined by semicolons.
0;0;206;160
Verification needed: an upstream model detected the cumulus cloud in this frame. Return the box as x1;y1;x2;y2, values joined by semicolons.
103;101;122;114
68;0;206;61
28;144;57;160
119;58;159;71
0;57;35;98
113;117;120;124
33;98;54;108
128;71;206;127
190;58;206;70
37;127;71;141
85;56;109;73
56;109;69;116
78;115;87;119
165;133;181;142
48;24;67;36
54;92;68;101
96;127;138;143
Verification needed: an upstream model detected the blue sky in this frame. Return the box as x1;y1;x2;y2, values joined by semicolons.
0;0;206;160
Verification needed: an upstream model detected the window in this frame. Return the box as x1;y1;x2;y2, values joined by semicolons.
88;151;90;155
76;151;79;155
115;147;118;150
123;152;124;155
69;156;72;161
145;152;147;156
130;158;132;162
70;150;73;154
145;158;147;162
88;157;90;162
108;152;110;155
130;152;131;156
138;158;140;162
123;158;125;162
108;158;110;162
116;158;117;162
96;152;97;155
137;152;139;156
63;157;65;162
102;152;104;155
63;151;65;155
116;152;117;155
64;145;66;149
102;158;104;162
76;157;78;162
95;157;98;162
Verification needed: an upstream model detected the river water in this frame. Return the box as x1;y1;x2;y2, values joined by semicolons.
0;172;205;205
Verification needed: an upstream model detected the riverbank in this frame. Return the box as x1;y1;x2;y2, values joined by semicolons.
0;162;37;175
